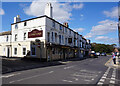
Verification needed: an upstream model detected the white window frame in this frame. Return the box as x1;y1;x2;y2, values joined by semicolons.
31;45;36;56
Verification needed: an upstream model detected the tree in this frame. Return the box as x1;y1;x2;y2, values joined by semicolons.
91;43;115;54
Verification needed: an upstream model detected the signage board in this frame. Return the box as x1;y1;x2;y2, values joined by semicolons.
28;29;43;38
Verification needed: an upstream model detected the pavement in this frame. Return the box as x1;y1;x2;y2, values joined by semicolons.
1;56;87;74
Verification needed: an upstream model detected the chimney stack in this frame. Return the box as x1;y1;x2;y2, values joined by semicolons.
44;3;53;18
63;22;69;28
14;15;21;23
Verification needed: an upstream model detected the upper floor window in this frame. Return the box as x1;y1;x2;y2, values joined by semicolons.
15;24;18;29
69;30;71;34
62;35;64;44
52;21;55;28
55;33;57;42
6;35;8;42
24;22;27;26
60;25;62;30
24;32;26;40
65;27;67;33
52;32;54;42
59;35;61;44
15;34;17;41
47;32;50;42
65;38;67;45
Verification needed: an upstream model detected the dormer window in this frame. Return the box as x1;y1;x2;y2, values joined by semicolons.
24;22;27;26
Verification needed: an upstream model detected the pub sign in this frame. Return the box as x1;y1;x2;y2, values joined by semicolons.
28;29;43;38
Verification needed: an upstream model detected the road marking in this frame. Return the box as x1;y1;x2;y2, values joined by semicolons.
105;58;112;66
1;73;21;78
102;76;106;79
64;66;75;69
72;77;78;81
62;80;73;83
97;67;111;85
49;71;54;73
100;79;105;82
97;82;103;85
110;80;115;84
109;68;116;84
8;71;54;83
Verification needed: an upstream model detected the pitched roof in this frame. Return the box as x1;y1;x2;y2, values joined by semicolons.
0;31;11;36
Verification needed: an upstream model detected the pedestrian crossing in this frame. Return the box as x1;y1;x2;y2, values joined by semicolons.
62;69;101;84
97;67;118;85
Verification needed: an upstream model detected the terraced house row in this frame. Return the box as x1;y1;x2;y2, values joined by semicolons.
0;3;91;61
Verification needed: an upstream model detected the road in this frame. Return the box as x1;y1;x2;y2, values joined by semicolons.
2;56;120;85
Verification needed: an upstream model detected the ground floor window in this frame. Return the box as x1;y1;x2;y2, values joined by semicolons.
23;47;26;55
31;46;36;56
14;48;17;55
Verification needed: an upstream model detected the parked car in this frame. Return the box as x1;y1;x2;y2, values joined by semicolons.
101;53;107;56
96;52;100;56
89;51;98;58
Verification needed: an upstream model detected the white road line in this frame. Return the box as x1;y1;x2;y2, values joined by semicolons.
63;80;73;83
9;71;54;83
100;79;105;82
97;67;111;85
110;80;115;84
1;73;21;78
49;71;54;73
97;82;103;85
109;68;116;84
102;76;106;79
72;77;78;81
64;66;75;69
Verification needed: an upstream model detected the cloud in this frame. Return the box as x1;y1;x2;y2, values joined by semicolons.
95;36;118;43
23;0;72;23
0;8;5;15
85;19;118;38
103;6;118;18
72;3;84;9
23;1;84;23
73;28;85;32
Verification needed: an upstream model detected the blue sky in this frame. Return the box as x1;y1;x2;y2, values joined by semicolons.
0;1;119;46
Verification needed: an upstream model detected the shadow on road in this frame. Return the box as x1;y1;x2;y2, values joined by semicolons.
2;56;89;74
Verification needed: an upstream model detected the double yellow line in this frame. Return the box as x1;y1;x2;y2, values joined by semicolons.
105;57;112;66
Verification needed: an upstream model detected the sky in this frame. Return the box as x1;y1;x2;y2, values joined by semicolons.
0;0;119;46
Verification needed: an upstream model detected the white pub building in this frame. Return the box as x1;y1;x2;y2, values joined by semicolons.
0;3;91;61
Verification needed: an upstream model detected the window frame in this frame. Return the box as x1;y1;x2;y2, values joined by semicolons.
6;35;8;42
15;34;17;41
14;47;17;55
23;32;26;40
22;47;27;56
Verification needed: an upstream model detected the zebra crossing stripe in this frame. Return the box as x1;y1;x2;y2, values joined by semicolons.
109;68;116;84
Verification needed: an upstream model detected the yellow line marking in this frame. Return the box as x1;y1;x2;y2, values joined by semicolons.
105;57;112;66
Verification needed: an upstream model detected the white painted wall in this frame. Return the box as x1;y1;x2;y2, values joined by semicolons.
11;17;46;42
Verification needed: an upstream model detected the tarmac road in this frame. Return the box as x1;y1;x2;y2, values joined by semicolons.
2;56;120;85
